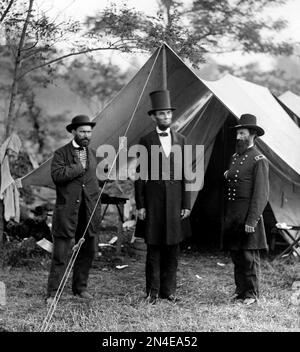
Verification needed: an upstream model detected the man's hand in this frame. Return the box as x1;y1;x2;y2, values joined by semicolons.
181;209;191;219
138;208;146;220
245;224;255;233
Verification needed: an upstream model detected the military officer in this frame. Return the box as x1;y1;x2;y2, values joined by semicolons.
223;113;269;306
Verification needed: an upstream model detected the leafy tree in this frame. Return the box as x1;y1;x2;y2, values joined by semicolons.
0;0;14;23
187;0;292;56
62;58;131;115
87;0;294;66
1;0;131;140
0;0;295;141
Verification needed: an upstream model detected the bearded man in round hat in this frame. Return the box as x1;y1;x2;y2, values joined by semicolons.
223;113;269;306
46;115;101;304
134;90;191;305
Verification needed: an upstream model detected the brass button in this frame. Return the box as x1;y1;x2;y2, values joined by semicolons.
82;184;85;187
76;200;80;203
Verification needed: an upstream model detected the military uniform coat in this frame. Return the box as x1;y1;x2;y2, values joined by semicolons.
134;129;191;246
223;146;269;250
51;142;101;238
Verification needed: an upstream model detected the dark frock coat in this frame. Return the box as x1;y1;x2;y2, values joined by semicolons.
135;129;191;246
223;146;269;250
51;142;101;238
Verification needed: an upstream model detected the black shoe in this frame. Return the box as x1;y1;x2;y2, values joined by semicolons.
74;291;93;300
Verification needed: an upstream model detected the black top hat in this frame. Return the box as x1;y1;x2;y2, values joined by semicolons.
66;115;96;133
147;90;176;116
231;114;265;136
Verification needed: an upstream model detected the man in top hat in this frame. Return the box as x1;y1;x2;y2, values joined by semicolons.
46;115;101;304
223;113;269;306
135;90;191;304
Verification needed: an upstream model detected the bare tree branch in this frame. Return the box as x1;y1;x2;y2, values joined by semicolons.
21;40;39;52
6;0;34;138
0;0;15;23
17;42;136;80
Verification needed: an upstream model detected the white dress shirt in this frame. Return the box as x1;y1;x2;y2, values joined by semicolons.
72;140;87;169
156;127;171;157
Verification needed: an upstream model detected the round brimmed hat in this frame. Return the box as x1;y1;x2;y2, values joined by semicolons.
231;114;264;136
147;90;176;115
66;115;96;133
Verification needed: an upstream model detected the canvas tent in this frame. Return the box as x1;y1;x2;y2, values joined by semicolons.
187;75;300;248
20;44;210;190
19;43;300;249
277;91;300;127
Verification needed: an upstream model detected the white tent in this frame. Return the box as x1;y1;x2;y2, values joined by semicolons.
278;90;300;127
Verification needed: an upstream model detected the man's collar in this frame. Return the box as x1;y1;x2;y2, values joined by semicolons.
72;140;85;149
156;127;170;134
72;140;80;148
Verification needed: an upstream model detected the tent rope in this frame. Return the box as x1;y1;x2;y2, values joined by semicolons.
39;45;163;332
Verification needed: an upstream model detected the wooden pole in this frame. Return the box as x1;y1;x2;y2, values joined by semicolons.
162;44;167;90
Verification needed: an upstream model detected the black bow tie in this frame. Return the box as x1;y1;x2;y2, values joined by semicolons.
158;132;168;137
74;146;84;151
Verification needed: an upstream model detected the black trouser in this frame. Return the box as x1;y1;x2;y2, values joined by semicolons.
47;201;96;297
146;244;180;298
0;200;4;245
230;249;260;299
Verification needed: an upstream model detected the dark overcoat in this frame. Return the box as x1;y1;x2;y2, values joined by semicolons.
51;142;101;238
223;146;269;250
134;129;191;245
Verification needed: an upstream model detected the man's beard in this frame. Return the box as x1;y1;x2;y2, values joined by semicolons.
235;139;250;154
75;136;90;147
157;122;171;131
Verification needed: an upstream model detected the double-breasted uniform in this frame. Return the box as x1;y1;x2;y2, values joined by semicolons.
47;142;101;297
135;129;191;298
223;145;269;299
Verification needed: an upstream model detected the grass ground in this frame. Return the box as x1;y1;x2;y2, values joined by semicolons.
0;240;300;332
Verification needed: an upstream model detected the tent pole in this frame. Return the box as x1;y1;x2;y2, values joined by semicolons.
162;44;167;90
